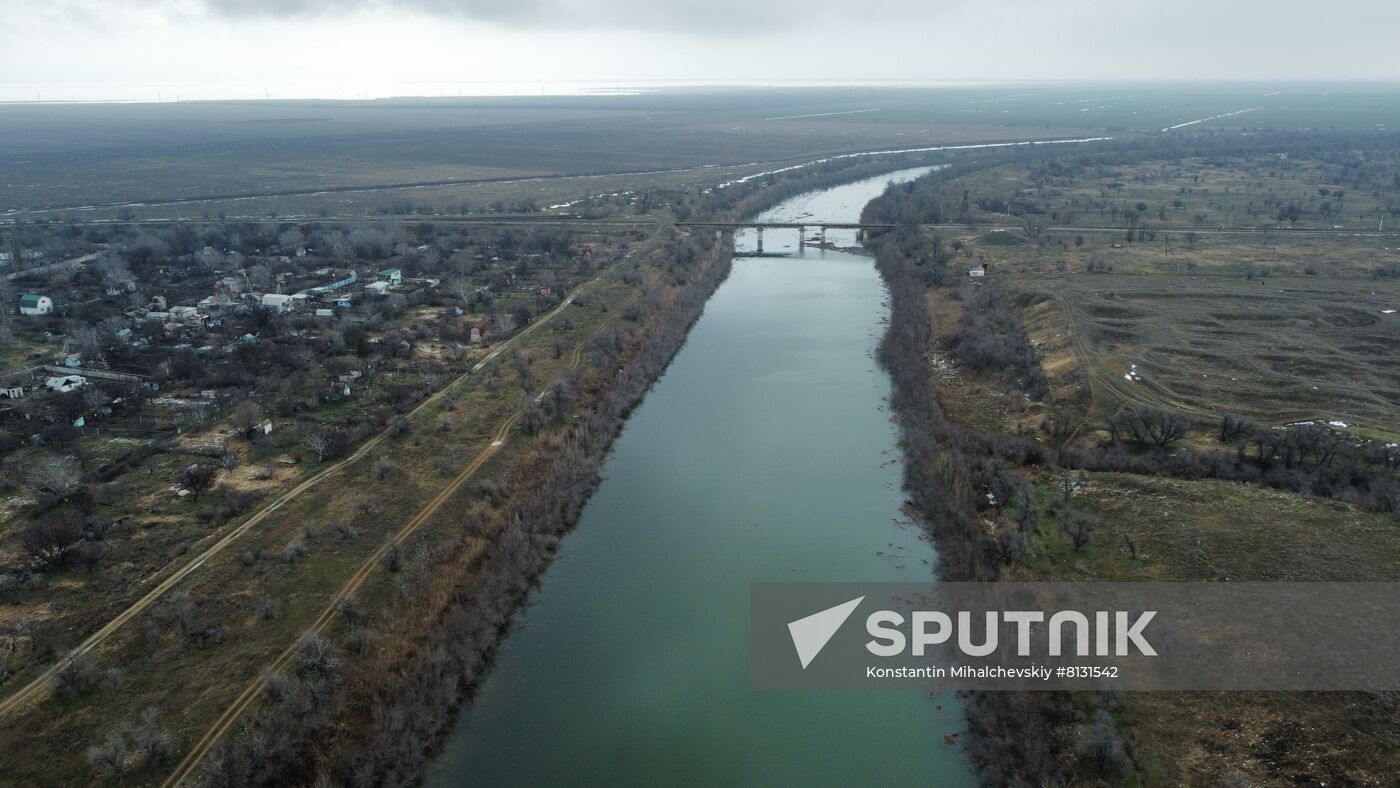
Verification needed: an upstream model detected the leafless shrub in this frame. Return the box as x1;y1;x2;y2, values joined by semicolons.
294;633;343;681
281;539;308;564
256;594;281;621
86;728;128;777
370;459;397;480
55;650;99;702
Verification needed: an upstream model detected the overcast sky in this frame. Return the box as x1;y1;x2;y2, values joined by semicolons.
3;1;1399;101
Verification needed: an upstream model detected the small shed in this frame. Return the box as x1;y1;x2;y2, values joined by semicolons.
968;265;986;278
19;293;53;316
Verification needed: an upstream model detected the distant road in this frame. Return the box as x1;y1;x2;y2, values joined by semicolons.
7;215;1399;239
3;251;99;280
924;223;1400;238
0;135;1113;220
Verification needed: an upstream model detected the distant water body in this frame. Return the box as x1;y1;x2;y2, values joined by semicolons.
0;80;1006;104
426;167;974;786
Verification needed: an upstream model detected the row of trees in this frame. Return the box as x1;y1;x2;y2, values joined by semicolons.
951;283;1050;401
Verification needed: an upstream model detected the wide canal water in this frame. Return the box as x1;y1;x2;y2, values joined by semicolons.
428;168;973;786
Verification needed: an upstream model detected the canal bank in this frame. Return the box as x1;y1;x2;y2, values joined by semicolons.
428;167;973;786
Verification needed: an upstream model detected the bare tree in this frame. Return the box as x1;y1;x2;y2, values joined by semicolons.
27;456;81;499
1218;413;1255;443
300;424;331;463
294;632;343;680
21;518;83;569
86;728;128;777
132;707;174;767
181;463;218;502
1060;510;1098;551
0;622;30;685
230;400;263;438
1108;407;1192;448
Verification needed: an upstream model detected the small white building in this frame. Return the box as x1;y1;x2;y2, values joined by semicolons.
968;265;986;278
19;293;53;316
365;281;392;296
46;374;87;393
170;305;201;322
261;293;295;313
1;386;23;399
315;308;334;318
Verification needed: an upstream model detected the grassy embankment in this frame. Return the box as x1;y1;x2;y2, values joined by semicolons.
861;142;1400;783
926;241;1400;786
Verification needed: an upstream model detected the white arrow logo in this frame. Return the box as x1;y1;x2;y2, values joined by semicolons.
787;596;864;669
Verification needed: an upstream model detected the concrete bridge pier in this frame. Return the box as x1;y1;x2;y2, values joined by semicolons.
797;225;805;255
820;226;827;245
756;226;764;254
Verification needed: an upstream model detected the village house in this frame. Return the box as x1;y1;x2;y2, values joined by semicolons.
170;305;201;322
378;268;403;285
19;293;54;316
260;293;295;313
365;281;392;296
198;295;232;312
470;322;487;344
306;271;357;296
1;386;24;399
46;374;86;393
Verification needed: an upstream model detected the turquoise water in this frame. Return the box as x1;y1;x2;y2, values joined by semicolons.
427;168;972;786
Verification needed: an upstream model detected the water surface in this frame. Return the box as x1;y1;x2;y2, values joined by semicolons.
428;167;972;786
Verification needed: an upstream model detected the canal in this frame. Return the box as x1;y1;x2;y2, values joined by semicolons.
427;167;973;786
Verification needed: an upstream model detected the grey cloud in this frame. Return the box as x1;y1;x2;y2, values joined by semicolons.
199;0;928;32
